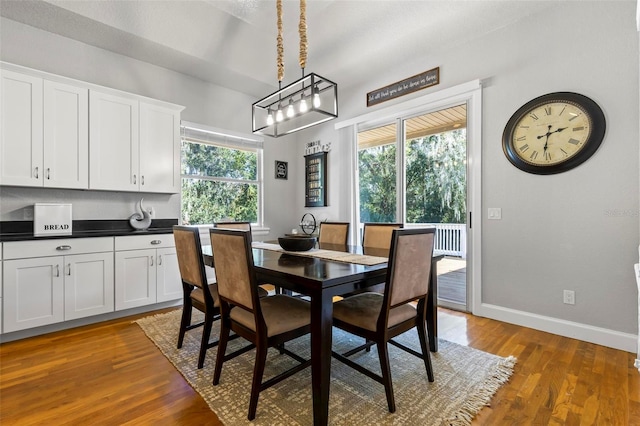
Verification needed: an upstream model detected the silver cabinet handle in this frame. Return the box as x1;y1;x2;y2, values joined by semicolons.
141;175;145;185
46;168;51;180
150;256;154;266
150;240;161;245
67;263;71;276
56;245;72;251
133;174;137;184
34;166;39;179
158;255;162;265
55;264;60;277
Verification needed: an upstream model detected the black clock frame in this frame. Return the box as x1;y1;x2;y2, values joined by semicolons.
502;92;606;175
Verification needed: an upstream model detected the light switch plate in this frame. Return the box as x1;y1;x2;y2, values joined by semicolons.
488;208;502;220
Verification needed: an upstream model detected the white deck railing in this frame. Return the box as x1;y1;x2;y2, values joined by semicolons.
357;222;467;259
431;223;466;258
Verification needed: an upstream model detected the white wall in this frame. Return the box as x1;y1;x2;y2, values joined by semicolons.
294;1;640;350
0;18;299;234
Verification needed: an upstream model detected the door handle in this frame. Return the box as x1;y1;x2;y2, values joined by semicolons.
158;255;162;265
54;264;60;277
46;168;51;180
150;256;154;266
67;263;71;276
150;240;161;245
34;166;39;179
133;174;137;184
56;245;72;251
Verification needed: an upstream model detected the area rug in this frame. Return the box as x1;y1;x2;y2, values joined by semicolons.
135;310;516;425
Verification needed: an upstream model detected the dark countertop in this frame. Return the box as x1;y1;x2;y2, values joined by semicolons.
0;219;179;242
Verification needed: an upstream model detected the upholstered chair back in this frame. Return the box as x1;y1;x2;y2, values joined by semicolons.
362;223;403;250
173;226;207;290
215;221;252;231
209;229;255;312
318;222;350;245
386;228;435;307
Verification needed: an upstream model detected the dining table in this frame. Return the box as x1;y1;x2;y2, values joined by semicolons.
203;241;443;426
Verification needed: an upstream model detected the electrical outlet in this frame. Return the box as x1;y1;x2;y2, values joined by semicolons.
563;290;575;305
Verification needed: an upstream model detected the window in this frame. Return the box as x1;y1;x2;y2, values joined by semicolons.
181;123;263;226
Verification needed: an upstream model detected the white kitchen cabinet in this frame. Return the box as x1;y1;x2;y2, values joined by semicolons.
63;252;114;321
139;102;181;193
114;234;181;310
89;90;139;192
0;70;43;186
0;70;89;189
3;256;64;332
156;247;182;302
2;238;114;333
43;80;89;189
90;91;183;194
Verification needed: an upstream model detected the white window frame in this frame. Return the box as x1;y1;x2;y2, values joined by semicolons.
180;121;268;237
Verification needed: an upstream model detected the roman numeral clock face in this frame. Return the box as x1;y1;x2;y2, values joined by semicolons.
502;92;606;174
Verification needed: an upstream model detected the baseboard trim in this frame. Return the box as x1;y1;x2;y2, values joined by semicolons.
475;303;637;353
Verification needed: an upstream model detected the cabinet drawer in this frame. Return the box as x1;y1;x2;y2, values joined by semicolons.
3;237;114;260
115;233;175;251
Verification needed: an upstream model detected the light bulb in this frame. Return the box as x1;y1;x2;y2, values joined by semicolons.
299;97;308;113
266;110;274;126
313;91;321;108
276;107;284;122
286;99;295;118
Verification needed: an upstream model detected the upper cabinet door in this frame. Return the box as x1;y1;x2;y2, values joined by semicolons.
89;90;139;191
0;70;44;186
139;102;181;193
43;80;89;189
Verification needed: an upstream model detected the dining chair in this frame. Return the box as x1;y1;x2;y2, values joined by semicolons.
209;227;312;421
362;222;404;250
214;221;251;231
331;227;436;413
318;221;350;245
173;225;222;369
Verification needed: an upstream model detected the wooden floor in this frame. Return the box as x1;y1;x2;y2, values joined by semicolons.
1;307;638;425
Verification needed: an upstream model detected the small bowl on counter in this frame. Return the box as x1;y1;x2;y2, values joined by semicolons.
278;235;317;251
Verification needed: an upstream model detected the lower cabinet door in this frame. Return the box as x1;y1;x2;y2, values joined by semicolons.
156;247;182;302
3;256;64;332
64;252;114;320
115;249;156;310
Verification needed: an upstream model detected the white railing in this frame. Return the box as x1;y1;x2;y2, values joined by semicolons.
356;222;467;258
431;223;466;258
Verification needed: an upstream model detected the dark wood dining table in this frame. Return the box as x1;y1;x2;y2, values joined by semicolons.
203;242;443;426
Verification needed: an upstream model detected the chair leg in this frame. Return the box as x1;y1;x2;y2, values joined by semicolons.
248;343;268;421
377;341;396;413
177;301;193;349
417;320;434;382
197;312;214;369
212;318;231;386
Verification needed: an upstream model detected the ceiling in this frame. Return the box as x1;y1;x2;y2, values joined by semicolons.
0;0;554;98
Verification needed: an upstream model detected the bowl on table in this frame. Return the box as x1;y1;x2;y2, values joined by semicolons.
278;235;317;251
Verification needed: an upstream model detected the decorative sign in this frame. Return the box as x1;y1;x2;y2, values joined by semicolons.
305;140;331;156
34;203;72;236
366;67;440;107
275;160;288;180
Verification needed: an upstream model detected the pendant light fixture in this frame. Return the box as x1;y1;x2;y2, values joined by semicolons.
252;0;338;138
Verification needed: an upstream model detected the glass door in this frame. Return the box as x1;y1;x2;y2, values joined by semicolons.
356;103;468;311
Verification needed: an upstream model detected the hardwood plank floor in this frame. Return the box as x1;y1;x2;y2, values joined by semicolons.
1;307;638;425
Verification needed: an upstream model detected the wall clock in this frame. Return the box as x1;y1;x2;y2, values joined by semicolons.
502;92;606;174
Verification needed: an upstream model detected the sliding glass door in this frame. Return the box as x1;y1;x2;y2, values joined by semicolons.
356;103;468;311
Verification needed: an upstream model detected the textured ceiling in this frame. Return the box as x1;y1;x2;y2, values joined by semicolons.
0;0;555;97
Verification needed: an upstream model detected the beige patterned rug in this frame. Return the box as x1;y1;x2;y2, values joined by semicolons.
135;310;515;425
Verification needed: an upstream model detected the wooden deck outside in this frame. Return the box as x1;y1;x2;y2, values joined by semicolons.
437;256;467;306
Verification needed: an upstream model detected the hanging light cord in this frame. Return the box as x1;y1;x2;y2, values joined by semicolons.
277;0;284;83
299;0;307;73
